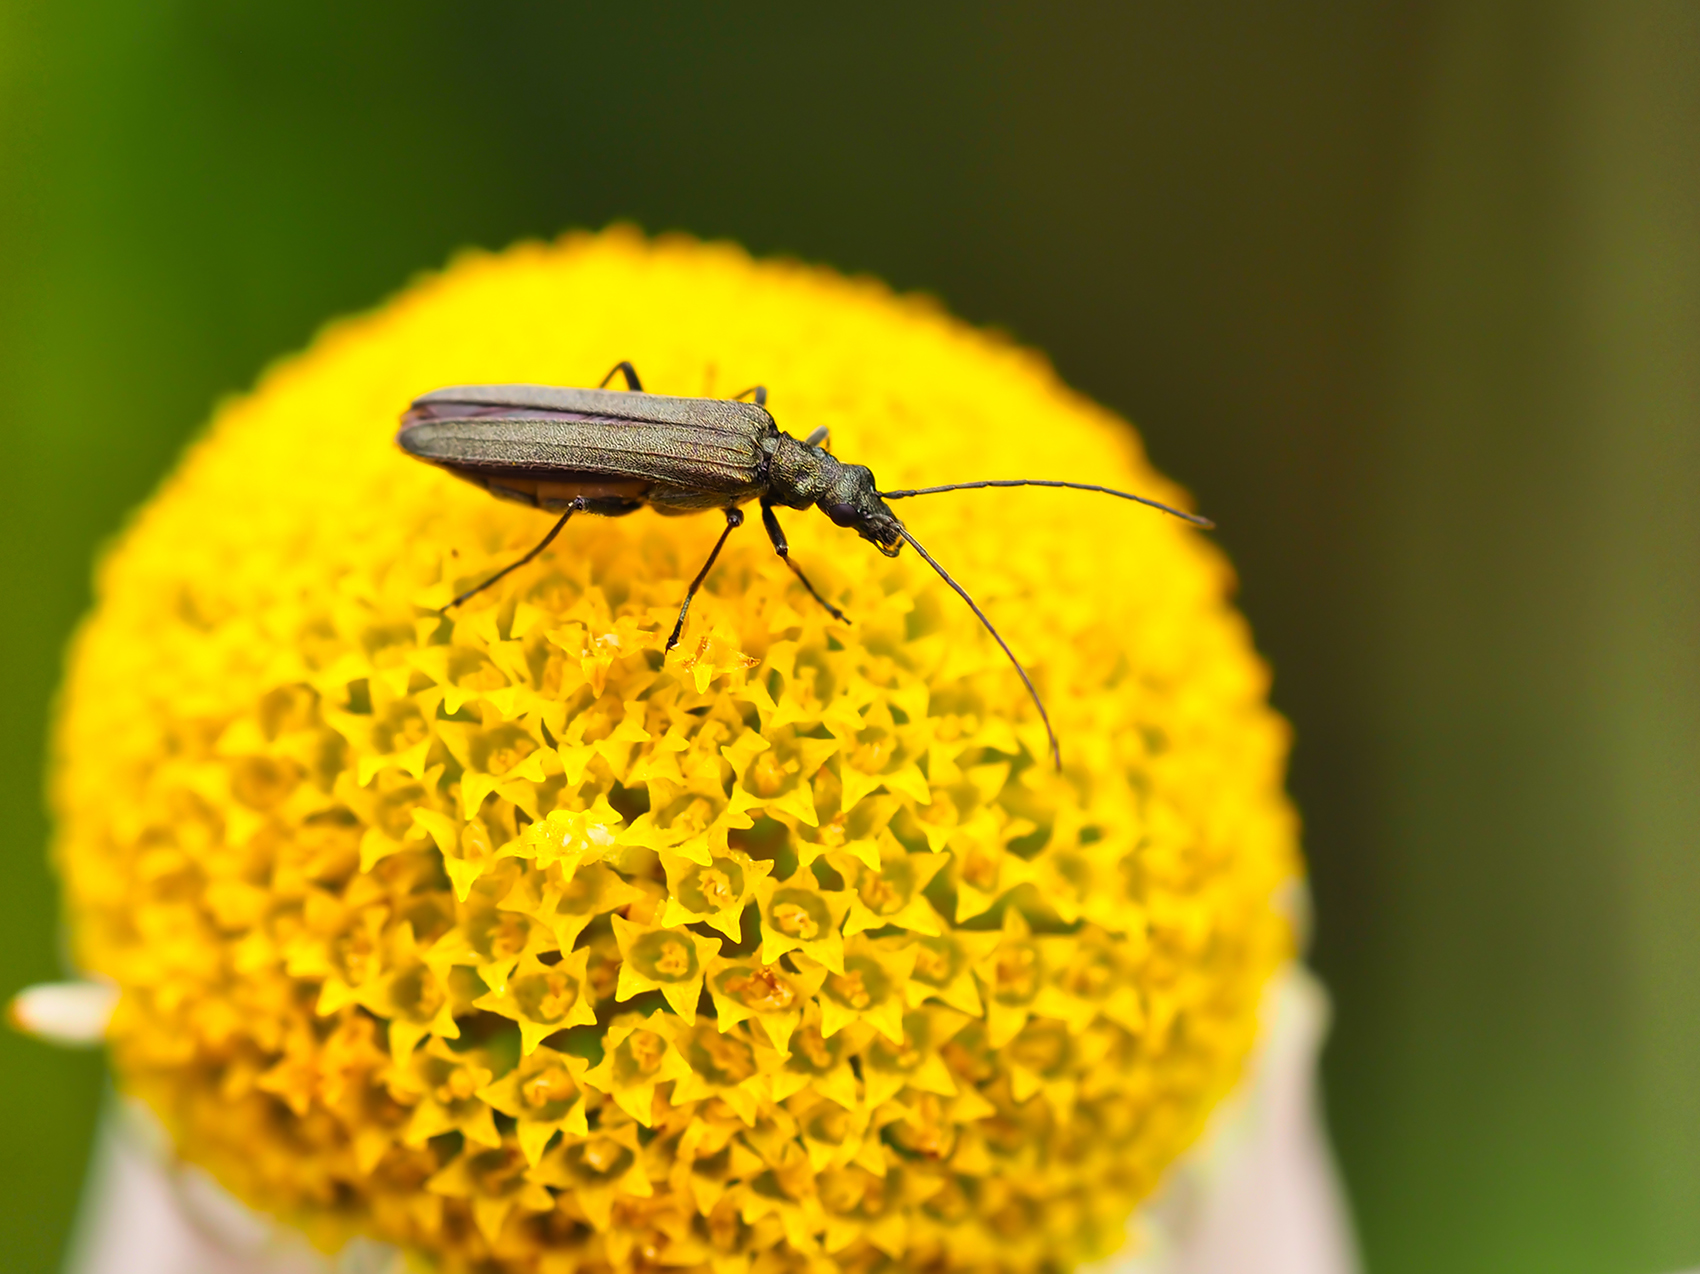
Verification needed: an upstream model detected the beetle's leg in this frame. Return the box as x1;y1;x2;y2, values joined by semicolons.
599;361;644;391
802;426;830;449
667;508;745;651
761;501;848;623
444;504;578;612
731;384;768;406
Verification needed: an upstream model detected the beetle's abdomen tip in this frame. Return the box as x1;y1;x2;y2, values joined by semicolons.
396;402;447;452
394;418;429;456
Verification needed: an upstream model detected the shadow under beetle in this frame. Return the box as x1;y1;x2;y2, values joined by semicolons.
398;362;1211;769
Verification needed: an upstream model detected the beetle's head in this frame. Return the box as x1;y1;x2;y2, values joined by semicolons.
817;463;906;557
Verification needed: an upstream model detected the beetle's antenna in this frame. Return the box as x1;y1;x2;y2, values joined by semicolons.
880;479;1213;529
894;526;1062;772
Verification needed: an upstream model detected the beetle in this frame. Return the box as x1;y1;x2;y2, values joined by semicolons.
398;362;1211;769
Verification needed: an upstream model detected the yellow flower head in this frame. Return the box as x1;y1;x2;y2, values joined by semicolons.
52;230;1298;1272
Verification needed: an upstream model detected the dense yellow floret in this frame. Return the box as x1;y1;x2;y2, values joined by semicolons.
52;230;1298;1273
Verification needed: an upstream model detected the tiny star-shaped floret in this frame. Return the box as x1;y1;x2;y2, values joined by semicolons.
751;875;851;973
809;935;917;1044
771;1004;861;1107
658;847;770;941
355;922;460;1062
476;1043;592;1164
579;1012;693;1126
392;1036;501;1150
665;1017;783;1124
497;861;645;954
610;914;721;1022
526;1121;651;1230
427;1141;556;1243
704;955;827;1052
832;843;949;938
473;948;599;1054
858;1004;971;1108
904;930;1002;1017
972;910;1079;1048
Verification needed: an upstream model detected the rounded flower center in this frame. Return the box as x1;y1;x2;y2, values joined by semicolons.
50;230;1297;1274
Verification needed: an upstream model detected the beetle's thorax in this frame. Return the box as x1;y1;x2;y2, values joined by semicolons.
764;431;906;557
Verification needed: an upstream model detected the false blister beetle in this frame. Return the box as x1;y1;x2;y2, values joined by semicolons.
398;362;1211;769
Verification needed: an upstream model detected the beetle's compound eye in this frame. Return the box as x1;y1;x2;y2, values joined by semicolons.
823;502;860;528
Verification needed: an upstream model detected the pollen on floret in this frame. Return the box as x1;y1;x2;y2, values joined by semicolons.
51;229;1299;1273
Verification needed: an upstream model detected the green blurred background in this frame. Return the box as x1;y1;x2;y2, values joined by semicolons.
1;3;1696;1271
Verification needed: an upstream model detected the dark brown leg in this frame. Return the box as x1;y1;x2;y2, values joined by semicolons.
599;361;644;391
761;501;847;622
445;505;577;612
667;508;745;650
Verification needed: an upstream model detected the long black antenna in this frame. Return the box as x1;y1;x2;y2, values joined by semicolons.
879;479;1213;529
894;526;1062;772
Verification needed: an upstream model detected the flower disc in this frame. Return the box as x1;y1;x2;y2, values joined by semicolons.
53;230;1298;1273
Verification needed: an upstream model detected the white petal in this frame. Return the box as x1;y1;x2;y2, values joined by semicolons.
1093;964;1361;1274
64;1098;403;1274
7;980;117;1046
